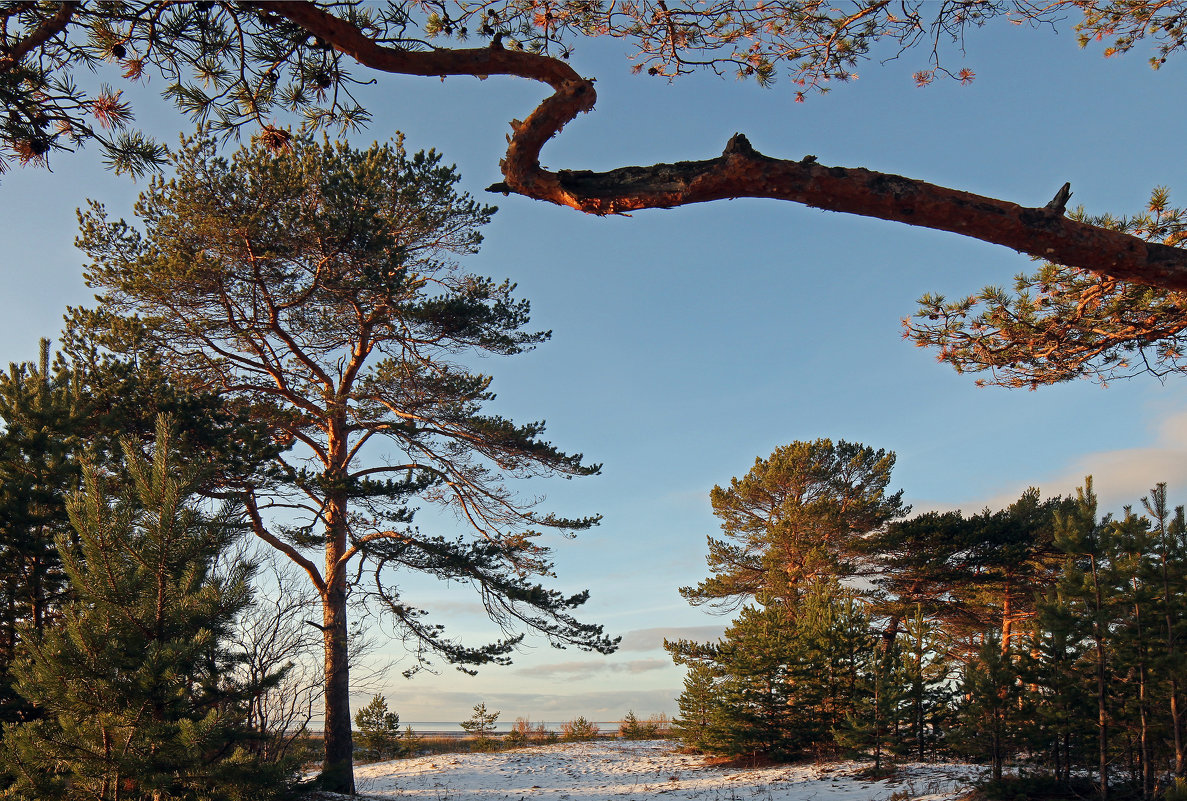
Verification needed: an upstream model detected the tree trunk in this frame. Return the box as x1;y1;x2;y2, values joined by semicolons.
1154;484;1186;776
1135;593;1151;799
320;483;354;794
1091;556;1109;801
1173;683;1184;777
1001;582;1013;655
321;585;354;794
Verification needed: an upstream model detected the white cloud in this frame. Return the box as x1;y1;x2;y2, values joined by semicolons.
918;406;1187;515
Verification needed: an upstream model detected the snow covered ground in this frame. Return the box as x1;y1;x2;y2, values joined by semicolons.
350;739;982;800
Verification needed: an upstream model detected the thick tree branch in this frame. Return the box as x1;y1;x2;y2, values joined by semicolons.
244;493;327;598
256;1;1187;292
0;2;74;69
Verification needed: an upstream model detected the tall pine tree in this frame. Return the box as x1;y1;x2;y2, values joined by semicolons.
71;132;615;793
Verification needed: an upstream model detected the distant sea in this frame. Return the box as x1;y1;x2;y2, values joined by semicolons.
404;721;617;733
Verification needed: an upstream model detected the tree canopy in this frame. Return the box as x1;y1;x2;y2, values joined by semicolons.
5;1;1187;288
681;438;907;613
907;190;1187;389
71;131;616;793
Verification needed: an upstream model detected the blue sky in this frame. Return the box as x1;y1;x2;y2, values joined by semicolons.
3;15;1187;724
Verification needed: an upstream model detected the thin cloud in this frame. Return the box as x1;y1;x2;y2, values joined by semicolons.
516;658;670;680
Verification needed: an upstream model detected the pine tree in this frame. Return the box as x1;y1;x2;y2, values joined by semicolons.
1052;479;1115;800
1019;588;1094;784
0;340;85;721
669;583;879;762
834;635;907;773
72;132;615;793
0;417;291;801
1143;484;1187;777
354;695;404;762
460;703;501;746
1109;510;1160;797
899;606;954;762
952;632;1019;782
668;604;802;760
864;489;1067;657
792;581;872;750
672;662;721;752
0;340;277;731
680;440;906;612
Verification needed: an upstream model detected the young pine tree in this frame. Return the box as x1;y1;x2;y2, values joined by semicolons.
1052;479;1116;800
460;703;501;745
0;417;291;801
834;634;908;773
952;632;1020;783
899;606;954;762
1019;588;1094;784
672;662;721;752
669;603;803;761
0;340;85;723
1143;484;1187;777
354;695;404;762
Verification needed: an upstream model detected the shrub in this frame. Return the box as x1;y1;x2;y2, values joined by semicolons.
973;775;1099;801
649;713;672;738
1167;778;1187;801
561;716;600;741
619;711;672;739
507;717;554;747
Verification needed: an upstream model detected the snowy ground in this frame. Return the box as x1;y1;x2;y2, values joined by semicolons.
350;739;983;800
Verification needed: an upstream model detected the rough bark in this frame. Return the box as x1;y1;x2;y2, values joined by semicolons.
253;2;1187;292
320;431;355;794
321;579;354;795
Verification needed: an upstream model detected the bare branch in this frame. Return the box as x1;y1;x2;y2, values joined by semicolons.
255;1;1187;292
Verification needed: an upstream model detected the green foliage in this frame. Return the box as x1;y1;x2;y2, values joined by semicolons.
670;582;880;762
861;487;1071;670
950;633;1020;782
834;637;908;771
907;188;1187;390
618;711;670;740
681;439;906;612
460;703;501;743
0;338;279;736
0;340;83;722
1165;778;1187;801
0;417;293;800
897;607;955;762
560;716;600;741
354;695;405;762
672;663;720;752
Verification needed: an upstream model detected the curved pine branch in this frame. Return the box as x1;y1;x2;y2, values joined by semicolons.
257;1;1187;291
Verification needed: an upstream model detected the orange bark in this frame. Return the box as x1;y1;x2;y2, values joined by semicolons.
255;1;1187;292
